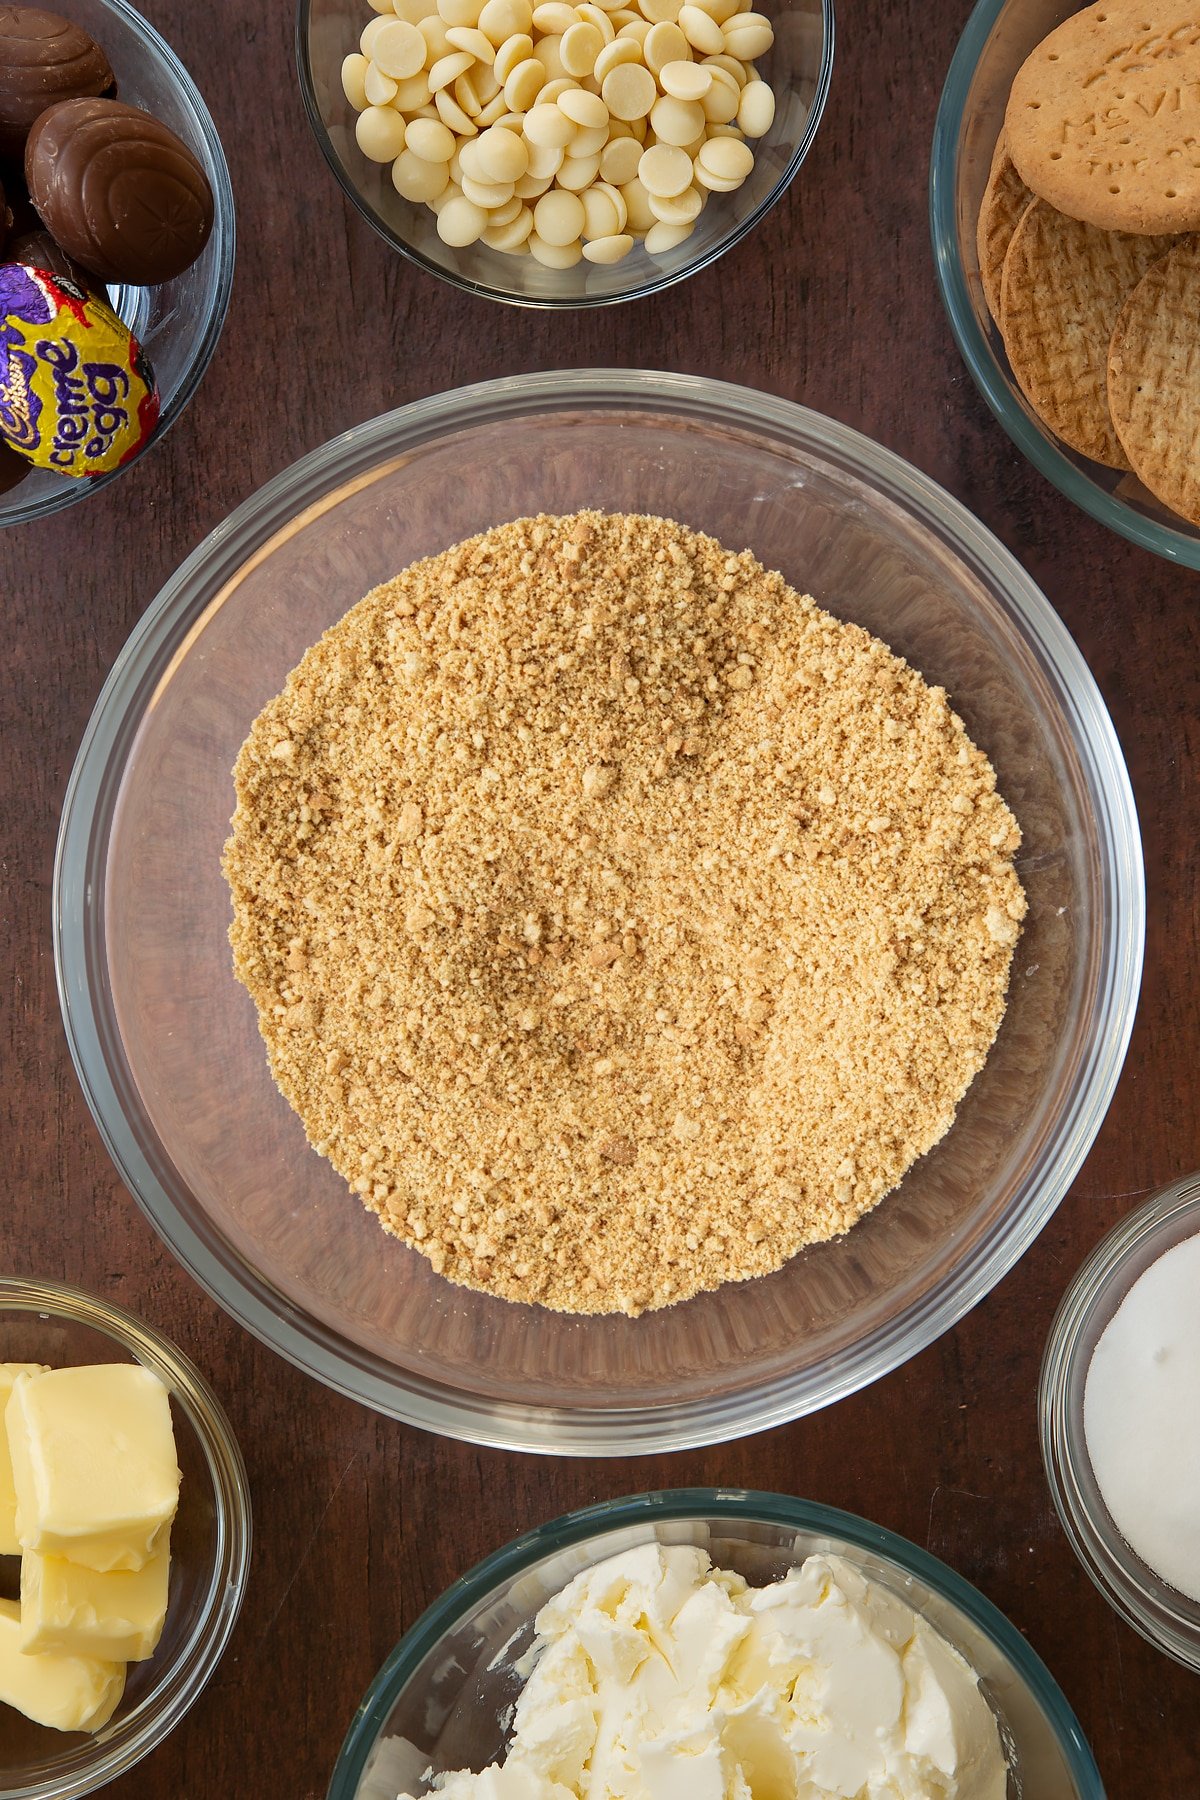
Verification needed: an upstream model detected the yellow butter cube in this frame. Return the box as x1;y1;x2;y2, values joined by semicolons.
6;1365;180;1572
0;1598;124;1733
0;1365;48;1556
20;1537;171;1662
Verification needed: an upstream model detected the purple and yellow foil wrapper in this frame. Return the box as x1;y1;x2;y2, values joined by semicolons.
0;263;158;478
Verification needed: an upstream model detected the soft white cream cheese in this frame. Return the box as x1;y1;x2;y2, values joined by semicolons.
397;1543;1008;1800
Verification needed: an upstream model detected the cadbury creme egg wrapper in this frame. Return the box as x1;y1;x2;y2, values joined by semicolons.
0;7;115;158
0;261;158;475
25;96;214;284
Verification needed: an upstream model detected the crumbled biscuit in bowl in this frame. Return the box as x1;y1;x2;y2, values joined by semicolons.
224;510;1026;1317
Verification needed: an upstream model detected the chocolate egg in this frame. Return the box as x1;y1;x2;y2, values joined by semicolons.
0;8;114;159
25;97;213;284
7;221;92;286
0;261;159;476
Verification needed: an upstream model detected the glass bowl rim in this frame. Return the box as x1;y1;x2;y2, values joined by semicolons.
1038;1170;1200;1673
928;0;1200;569
326;1485;1105;1800
53;366;1145;1456
293;0;835;309
1;0;237;531
0;1274;253;1800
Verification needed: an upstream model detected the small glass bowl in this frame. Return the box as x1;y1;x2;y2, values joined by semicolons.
930;0;1200;566
0;0;236;530
326;1488;1103;1800
295;0;833;307
0;1277;252;1799
1040;1171;1200;1674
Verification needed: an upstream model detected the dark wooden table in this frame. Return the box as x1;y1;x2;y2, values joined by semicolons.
4;1;1198;1794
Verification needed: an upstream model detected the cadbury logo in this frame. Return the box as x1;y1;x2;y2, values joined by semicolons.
36;337;132;468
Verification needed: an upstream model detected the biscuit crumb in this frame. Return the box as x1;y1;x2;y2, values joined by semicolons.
224;513;1026;1316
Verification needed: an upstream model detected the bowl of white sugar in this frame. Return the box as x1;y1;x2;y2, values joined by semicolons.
1040;1170;1200;1673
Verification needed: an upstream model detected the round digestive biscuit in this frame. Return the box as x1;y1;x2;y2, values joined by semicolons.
976;135;1035;326
999;198;1176;466
1107;235;1200;523
1006;0;1200;234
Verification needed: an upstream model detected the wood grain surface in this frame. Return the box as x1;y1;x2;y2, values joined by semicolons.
3;1;1199;1795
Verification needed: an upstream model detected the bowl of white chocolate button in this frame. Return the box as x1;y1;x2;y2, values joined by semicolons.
0;1277;251;1800
296;0;833;302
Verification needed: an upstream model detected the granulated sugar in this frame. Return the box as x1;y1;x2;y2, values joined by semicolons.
224;512;1025;1315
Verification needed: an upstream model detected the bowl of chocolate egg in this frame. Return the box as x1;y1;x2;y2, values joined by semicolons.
327;1490;1104;1800
932;0;1200;565
1040;1170;1200;1674
0;1;235;527
54;369;1144;1455
0;1276;251;1799
297;0;833;304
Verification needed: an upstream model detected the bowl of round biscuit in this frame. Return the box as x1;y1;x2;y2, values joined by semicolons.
54;368;1143;1455
931;0;1200;565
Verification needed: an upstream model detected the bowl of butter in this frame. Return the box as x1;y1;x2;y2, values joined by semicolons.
328;1488;1103;1800
0;1276;251;1799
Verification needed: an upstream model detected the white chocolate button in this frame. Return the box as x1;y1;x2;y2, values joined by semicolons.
639;0;681;18
391;145;451;198
557;149;602;187
356;104;408;159
525;100;576;145
601;61;656;119
533;33;567;77
342;52;370;109
475;90;510;123
647;180;701;220
488;192;524;223
576;4;616;42
428;48;474;88
705;49;747;82
392;70;433;107
525;138;565;176
598;133;642;183
537;75;577;101
593;36;641;80
650;93;704;143
394;0;432;19
642;20;688;71
418;13;453;57
493;30;533;78
477;0;533;42
581;183;621;236
372;18;428;75
406;114;457;159
737;76;773;135
436;193;489;241
434;86;479;130
561;20;604;73
484;205;535;246
534;187;586;242
503;56;546;108
438;0;485;22
644;216;694;251
692;0;738;18
582;231;634;260
531;0;578;28
528;232;583;265
360;15;393;55
619;175;656;229
454;69;486;113
659;58;711;98
697;133;752;182
476;123;530;178
558;87;609;127
637;141;691;196
566;120;610;157
699;64;740;120
677;4;724;51
461;172;515;204
594;177;628;227
720;11;772;58
445;23;495;55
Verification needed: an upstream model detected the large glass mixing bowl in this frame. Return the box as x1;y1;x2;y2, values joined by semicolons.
54;370;1144;1454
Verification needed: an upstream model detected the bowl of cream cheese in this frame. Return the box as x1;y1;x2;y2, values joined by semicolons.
326;1489;1103;1800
